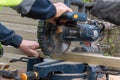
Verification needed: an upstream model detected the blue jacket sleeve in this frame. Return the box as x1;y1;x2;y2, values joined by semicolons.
13;0;56;20
24;0;56;19
0;23;23;48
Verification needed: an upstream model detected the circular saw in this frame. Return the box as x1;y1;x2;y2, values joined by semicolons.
37;0;102;57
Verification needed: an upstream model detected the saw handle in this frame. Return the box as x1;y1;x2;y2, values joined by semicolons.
58;0;87;22
59;12;87;22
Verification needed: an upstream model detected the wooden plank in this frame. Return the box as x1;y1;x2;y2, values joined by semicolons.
2;22;37;32
0;14;38;26
5;47;120;68
14;30;37;41
3;46;41;56
44;52;120;68
1;22;37;41
0;8;38;26
6;46;120;69
0;8;19;15
3;46;26;55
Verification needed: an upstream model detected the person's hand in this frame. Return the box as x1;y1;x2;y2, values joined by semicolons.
54;2;72;18
48;2;73;24
19;40;40;57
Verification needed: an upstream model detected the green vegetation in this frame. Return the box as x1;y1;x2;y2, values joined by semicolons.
0;42;2;49
0;42;3;57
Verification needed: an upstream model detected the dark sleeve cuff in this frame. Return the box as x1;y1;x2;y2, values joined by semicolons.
9;34;23;48
0;23;23;48
22;0;56;20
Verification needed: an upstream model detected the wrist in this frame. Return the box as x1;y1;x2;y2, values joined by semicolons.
10;34;23;48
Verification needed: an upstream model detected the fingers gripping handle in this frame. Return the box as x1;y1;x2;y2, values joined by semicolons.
60;0;87;22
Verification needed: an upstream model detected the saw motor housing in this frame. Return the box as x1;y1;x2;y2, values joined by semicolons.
61;23;99;42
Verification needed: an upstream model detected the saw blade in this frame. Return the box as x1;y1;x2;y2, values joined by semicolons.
51;26;71;55
53;40;71;55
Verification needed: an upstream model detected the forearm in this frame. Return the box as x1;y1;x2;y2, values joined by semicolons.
13;0;56;20
0;23;23;48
